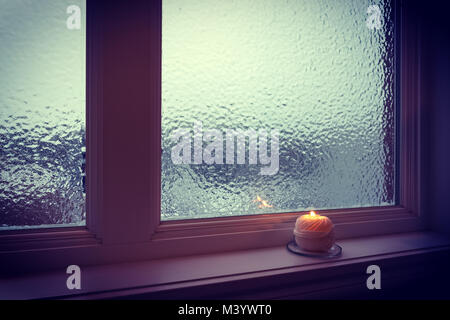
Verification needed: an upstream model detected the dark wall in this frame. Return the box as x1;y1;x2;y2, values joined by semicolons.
420;0;450;234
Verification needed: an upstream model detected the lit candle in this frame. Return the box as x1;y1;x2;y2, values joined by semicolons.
293;211;335;252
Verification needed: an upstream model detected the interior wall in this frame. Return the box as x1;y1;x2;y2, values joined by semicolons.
419;0;450;234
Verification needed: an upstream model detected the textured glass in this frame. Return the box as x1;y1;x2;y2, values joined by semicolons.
161;0;396;220
0;0;86;229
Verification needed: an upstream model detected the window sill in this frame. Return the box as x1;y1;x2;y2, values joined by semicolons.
2;231;450;300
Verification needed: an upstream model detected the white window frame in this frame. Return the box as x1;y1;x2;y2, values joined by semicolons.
0;0;424;274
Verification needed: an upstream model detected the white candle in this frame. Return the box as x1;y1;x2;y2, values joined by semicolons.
294;211;335;252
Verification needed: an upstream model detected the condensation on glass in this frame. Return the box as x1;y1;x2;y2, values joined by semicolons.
0;0;86;230
162;0;396;220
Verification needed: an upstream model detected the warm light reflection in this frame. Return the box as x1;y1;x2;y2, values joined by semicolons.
253;196;273;209
310;211;317;217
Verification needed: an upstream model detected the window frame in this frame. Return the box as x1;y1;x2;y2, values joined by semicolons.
0;0;424;274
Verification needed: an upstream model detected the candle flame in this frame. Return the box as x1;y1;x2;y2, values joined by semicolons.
310;211;317;217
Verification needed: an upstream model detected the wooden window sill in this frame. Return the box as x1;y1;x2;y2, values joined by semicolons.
2;231;450;300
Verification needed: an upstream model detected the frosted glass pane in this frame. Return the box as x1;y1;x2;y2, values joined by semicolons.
162;0;396;220
0;0;86;230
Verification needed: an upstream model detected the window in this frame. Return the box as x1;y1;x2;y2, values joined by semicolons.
0;0;86;230
0;0;423;273
161;0;397;220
